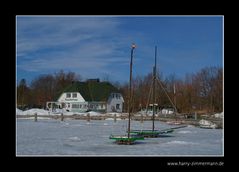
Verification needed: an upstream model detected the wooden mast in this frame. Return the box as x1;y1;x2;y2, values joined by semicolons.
128;43;136;139
109;43;144;144
152;46;157;131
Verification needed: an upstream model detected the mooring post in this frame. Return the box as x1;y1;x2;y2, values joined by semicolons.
87;113;90;122
140;114;143;123
34;112;37;122
61;113;64;121
114;114;116;123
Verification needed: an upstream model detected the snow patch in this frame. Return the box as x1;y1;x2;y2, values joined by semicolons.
87;111;102;116
18;108;50;116
177;130;193;134
106;113;122;117
214;112;223;118
105;118;114;120
16;108;23;115
68;136;81;141
165;140;197;145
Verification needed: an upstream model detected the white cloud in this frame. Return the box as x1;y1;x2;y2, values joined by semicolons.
17;17;120;54
16;16;132;75
18;16;196;82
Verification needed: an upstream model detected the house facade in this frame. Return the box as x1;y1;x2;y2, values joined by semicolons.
107;93;124;112
46;79;124;113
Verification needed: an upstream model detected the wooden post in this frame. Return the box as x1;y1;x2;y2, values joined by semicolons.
114;114;116;123
140;114;143;123
87;113;90;122
61;113;64;121
195;112;197;120
34;112;37;122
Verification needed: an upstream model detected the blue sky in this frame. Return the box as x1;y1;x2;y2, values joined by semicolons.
16;15;223;85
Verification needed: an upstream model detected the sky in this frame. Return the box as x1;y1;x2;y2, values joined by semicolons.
16;15;223;85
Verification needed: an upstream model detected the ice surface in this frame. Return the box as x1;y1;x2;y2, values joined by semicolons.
16;119;223;156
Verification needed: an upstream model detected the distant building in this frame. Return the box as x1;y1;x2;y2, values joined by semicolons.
107;93;124;112
46;79;124;113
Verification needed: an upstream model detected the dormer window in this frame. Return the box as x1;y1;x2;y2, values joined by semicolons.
73;93;77;98
66;93;71;98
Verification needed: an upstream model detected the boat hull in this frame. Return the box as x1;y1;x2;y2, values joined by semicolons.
130;129;174;138
109;134;144;144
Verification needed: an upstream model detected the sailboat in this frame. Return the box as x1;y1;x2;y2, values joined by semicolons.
109;43;144;144
130;46;186;138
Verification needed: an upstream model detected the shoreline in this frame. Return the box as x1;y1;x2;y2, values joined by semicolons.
16;114;223;129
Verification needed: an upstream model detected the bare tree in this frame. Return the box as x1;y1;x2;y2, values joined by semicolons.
30;74;55;107
29;70;81;108
17;78;30;109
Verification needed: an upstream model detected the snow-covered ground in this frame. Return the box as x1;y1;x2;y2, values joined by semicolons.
16;119;223;156
16;108;105;116
16;108;50;115
214;112;224;118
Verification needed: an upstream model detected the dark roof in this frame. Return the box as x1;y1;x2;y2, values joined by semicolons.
61;81;119;101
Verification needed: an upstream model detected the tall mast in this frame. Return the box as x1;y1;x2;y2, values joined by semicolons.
152;46;157;131
128;43;136;138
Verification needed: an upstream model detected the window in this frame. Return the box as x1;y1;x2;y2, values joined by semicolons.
72;104;79;108
66;93;71;98
73;93;77;98
116;104;120;109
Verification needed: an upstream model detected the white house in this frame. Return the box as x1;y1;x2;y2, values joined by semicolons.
46;80;124;113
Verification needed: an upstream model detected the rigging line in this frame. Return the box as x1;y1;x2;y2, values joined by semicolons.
140;79;154;130
145;79;154;116
156;77;177;114
131;90;136;114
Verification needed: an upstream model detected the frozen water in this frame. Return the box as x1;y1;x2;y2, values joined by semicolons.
16;118;223;156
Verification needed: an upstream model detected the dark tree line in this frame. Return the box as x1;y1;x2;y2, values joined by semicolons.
17;70;81;109
17;67;223;114
120;66;223;114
